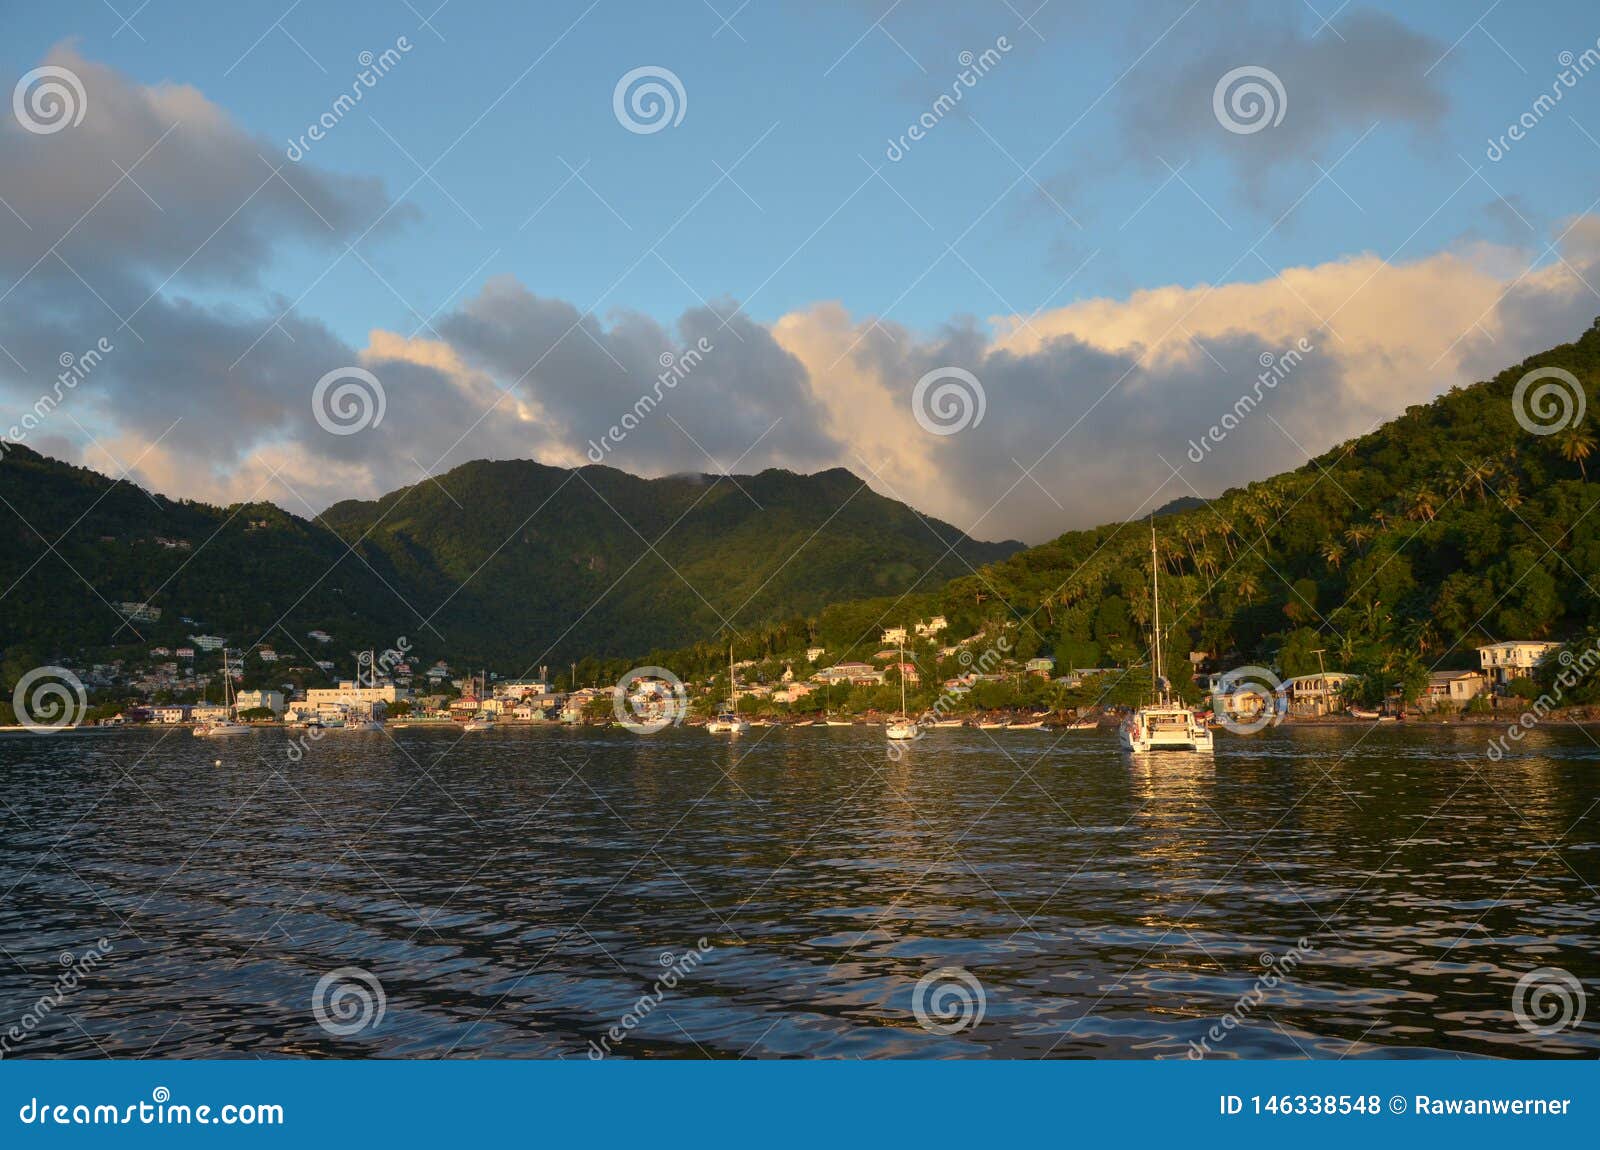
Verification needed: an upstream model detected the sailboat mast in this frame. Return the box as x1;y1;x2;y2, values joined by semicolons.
899;634;907;715
728;644;736;713
1150;520;1163;704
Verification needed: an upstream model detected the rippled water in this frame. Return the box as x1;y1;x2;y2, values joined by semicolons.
1;723;1597;1059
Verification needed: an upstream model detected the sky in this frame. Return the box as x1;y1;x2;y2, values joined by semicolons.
3;0;1600;543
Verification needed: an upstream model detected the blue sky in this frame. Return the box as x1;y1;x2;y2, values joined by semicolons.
4;1;1600;540
6;0;1593;338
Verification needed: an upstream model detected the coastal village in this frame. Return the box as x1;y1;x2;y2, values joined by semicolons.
30;605;1572;730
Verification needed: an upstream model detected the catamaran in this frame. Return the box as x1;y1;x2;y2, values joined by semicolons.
706;645;750;734
194;648;249;737
1119;521;1214;754
886;634;917;741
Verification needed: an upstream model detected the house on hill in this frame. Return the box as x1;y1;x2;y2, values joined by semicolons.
1477;641;1559;687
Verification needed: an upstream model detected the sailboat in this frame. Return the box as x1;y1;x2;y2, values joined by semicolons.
1119;521;1214;754
706;645;750;734
886;635;918;741
463;670;495;731
194;648;249;737
346;650;385;730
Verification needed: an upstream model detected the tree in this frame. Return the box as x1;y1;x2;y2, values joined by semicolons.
1555;426;1596;479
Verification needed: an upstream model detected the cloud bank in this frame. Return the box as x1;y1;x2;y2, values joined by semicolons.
3;45;1598;545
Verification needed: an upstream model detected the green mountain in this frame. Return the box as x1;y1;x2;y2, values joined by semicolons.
0;450;1021;673
652;317;1600;706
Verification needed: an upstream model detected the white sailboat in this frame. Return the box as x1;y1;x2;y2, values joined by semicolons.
346;650;385;730
706;645;750;734
886;635;918;741
463;670;495;731
1119;521;1214;754
194;648;249;737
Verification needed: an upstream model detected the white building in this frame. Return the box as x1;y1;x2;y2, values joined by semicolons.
304;681;410;717
235;689;286;716
1478;641;1560;685
189;634;226;651
914;615;948;638
806;646;826;662
881;626;908;646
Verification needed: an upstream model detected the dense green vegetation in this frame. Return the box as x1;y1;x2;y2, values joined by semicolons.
0;450;1019;690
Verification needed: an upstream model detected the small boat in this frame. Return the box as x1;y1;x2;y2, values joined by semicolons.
193;720;249;737
707;644;750;734
1119;522;1213;755
463;715;495;732
976;720;1009;730
886;634;919;741
1010;720;1046;730
346;718;384;731
825;718;853;727
194;648;250;737
1347;706;1380;720
929;719;965;728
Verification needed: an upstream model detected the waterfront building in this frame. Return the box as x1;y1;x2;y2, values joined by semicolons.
1477;641;1560;686
235;689;286;716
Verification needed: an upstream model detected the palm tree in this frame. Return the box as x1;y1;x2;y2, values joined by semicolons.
1321;541;1346;570
1344;523;1373;551
1555;426;1597;479
1236;572;1261;605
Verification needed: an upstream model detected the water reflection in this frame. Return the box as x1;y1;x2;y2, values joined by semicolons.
0;724;1595;1059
